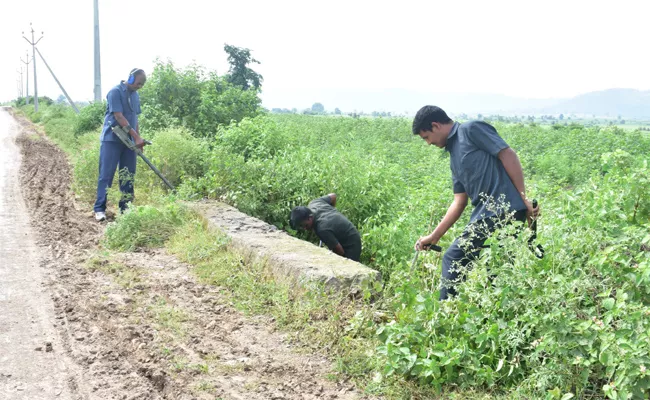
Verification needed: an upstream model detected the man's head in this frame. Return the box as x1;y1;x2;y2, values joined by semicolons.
412;105;454;148
126;68;146;91
290;206;314;230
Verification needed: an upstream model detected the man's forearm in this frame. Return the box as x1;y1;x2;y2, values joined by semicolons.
114;113;140;140
429;200;466;243
499;148;526;199
114;114;130;129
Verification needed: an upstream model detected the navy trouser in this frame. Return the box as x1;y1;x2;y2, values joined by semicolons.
93;140;137;213
440;210;527;300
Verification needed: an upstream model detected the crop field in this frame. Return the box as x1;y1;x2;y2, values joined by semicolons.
14;62;650;399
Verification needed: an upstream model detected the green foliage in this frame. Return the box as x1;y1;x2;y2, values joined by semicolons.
179;114;650;398
21;81;650;399
376;190;650;399
223;44;263;90
73;101;105;136
104;201;191;251
138;58;262;139
139;102;180;133
14;96;54;107
136;127;210;191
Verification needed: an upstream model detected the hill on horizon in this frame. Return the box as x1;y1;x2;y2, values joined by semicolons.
537;88;650;118
262;88;650;118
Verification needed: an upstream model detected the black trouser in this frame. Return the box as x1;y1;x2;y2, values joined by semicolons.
440;210;527;300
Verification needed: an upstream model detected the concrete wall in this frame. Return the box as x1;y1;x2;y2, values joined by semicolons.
190;200;381;293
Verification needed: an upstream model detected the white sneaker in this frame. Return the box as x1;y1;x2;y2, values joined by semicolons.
94;212;106;221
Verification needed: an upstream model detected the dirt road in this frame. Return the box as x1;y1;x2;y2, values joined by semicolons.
0;107;365;399
0;107;73;399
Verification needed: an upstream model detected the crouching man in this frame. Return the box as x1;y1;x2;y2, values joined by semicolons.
290;193;362;262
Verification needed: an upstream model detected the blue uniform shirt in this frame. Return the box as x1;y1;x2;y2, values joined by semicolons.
100;81;141;142
445;121;527;223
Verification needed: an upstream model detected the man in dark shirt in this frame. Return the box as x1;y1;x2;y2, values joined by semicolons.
290;193;362;262
412;105;539;300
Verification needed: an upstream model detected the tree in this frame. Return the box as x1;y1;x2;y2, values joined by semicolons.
311;103;325;113
334;108;341;115
559;114;564;120
138;58;261;138
224;44;263;91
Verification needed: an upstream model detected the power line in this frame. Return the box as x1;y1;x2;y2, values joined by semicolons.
22;23;44;112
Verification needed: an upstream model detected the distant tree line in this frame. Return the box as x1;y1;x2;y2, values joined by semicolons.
270;102;394;118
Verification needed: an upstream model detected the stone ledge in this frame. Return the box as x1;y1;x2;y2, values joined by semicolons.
189;200;381;292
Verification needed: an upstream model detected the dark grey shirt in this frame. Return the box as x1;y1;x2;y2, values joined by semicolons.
308;196;362;262
446;121;526;223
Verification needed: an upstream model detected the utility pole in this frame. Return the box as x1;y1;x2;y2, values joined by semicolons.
21;51;31;105
16;67;24;97
93;0;102;102
22;23;43;112
35;47;80;114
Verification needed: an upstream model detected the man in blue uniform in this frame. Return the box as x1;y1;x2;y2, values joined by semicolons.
94;68;146;221
412;105;539;300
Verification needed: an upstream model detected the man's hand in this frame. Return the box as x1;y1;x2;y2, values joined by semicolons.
414;193;467;251
328;193;337;207
524;198;540;226
133;133;145;151
333;243;345;257
415;234;437;251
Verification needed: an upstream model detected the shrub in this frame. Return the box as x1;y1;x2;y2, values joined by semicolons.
104;201;192;251
73;101;106;136
136;127;210;191
138;59;262;139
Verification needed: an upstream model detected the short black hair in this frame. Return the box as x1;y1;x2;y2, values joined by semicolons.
412;105;452;135
289;206;312;230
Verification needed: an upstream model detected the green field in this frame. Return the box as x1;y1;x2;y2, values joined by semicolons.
15;64;650;399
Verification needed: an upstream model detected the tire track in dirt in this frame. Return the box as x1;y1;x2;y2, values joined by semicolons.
10;109;369;400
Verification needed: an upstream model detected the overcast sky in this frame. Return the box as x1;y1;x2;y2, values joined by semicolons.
1;0;648;110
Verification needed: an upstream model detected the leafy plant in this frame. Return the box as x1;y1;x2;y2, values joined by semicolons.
73;101;106;136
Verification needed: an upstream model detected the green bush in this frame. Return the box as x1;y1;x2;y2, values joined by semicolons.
73;101;105;136
137;126;210;191
139;102;180;133
104;201;191;251
377;181;650;399
138;59;262;139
